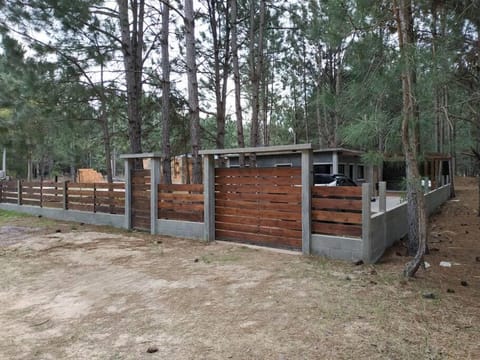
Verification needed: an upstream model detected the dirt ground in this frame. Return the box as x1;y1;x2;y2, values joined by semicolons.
0;178;478;359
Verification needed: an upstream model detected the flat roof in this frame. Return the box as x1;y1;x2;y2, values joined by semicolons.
201;145;363;158
119;152;164;159
199;144;315;156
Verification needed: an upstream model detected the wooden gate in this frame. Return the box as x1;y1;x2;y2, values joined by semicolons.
215;167;302;249
131;169;151;231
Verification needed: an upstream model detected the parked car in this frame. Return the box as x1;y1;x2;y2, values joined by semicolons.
314;173;357;186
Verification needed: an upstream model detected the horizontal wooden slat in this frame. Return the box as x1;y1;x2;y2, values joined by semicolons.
158;202;204;212
216;191;301;203
216;198;300;212
215;206;301;221
312;222;362;238
21;200;41;206
215;214;302;231
215;184;301;195
216;221;302;239
159;210;203;222
43;202;63;209
311;210;362;224
215;229;301;249
312;186;362;197
158;184;203;192
312;198;362;211
215;176;301;186
158;192;204;202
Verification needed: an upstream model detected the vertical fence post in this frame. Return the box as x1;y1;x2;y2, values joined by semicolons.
362;183;372;263
93;183;97;213
379;181;387;213
150;157;161;235
39;179;43;208
203;154;215;242
17;180;22;206
301;149;312;255
63;180;68;210
124;159;132;230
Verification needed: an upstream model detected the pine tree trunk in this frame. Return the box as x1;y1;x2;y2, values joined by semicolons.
117;0;144;168
185;0;202;183
230;0;245;166
394;0;428;277
161;0;172;184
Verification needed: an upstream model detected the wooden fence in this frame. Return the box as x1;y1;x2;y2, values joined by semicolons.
0;180;125;215
158;184;204;222
0;181;19;204
214;167;302;249
311;186;363;238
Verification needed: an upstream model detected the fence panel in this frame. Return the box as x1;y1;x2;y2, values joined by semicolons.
215;167;302;249
66;183;95;212
0;181;18;204
131;170;151;230
158;184;203;222
41;182;64;208
94;183;125;214
311;186;363;238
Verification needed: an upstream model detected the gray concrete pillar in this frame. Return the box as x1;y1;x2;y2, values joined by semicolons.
301;149;313;255
150;157;161;235
362;183;372;263
124;159;132;230
203;154;215;241
332;152;339;174
2;148;6;174
379;181;387;213
17;180;22;206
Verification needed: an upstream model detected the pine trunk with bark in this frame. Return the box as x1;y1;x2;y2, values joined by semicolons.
230;0;245;166
117;0;144;168
394;0;428;277
185;0;202;183
161;0;172;184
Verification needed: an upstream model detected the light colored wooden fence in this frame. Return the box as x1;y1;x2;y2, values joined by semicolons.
215;167;302;249
158;184;204;222
311;186;363;238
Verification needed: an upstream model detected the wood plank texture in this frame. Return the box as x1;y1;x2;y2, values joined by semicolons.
311;186;363;238
215;167;302;250
157;183;204;222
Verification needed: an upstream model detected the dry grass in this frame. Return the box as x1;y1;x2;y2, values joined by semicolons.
0;178;478;359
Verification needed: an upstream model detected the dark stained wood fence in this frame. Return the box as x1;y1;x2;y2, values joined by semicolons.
131;170;151;230
0;181;18;204
215;167;302;249
311;186;363;238
158;184;203;222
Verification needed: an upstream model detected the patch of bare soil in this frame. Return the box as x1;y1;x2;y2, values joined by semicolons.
0;178;478;359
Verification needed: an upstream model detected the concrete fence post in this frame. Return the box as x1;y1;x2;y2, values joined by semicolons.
362;183;372;263
150;157;161;235
203;154;215;242
17;180;22;206
124;159;132;230
301;149;312;255
379;181;386;213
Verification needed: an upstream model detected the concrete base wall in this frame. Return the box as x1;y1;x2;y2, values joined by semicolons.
311;234;362;261
0;203;125;228
156;219;204;240
365;184;451;263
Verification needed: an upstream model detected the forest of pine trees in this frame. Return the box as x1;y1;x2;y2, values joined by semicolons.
0;0;478;181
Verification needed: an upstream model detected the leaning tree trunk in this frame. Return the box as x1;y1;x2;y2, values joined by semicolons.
185;0;202;183
394;0;428;277
161;0;172;184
